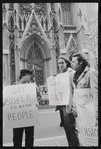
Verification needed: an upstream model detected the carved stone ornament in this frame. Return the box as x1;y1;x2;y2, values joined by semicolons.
20;3;32;12
9;33;15;39
63;26;76;30
23;21;41;42
20;3;45;13
61;3;70;11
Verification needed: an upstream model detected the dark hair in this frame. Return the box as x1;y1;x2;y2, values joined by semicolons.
67;49;78;62
64;59;71;68
19;74;25;80
58;58;71;68
19;69;32;80
72;52;89;67
58;55;71;68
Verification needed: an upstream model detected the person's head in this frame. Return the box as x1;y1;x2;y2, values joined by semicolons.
19;69;32;83
71;52;89;71
58;55;71;72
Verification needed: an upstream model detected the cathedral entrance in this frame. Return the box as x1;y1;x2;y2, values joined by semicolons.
20;33;51;86
27;40;44;85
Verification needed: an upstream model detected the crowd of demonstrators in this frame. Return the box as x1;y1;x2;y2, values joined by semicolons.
13;69;39;147
3;51;98;147
55;55;80;146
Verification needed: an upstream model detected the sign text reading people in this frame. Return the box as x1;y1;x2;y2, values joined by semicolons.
47;71;70;105
3;83;40;129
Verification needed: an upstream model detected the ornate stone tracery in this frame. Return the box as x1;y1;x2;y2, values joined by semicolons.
27;41;43;64
20;3;45;15
61;3;72;25
61;3;70;11
19;3;47;42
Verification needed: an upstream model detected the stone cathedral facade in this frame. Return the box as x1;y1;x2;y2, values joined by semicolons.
3;3;95;86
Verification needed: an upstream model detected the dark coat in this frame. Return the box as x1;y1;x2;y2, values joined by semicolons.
55;105;66;111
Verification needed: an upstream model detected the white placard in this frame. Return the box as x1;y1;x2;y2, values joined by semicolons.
74;89;98;146
3;83;40;129
47;71;70;105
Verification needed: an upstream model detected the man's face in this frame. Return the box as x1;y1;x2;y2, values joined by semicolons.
71;57;81;71
23;74;31;82
58;58;67;72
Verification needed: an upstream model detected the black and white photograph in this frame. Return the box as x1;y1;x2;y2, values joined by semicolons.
2;3;98;147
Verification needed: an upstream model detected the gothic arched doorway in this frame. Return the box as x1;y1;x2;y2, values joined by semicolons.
20;33;51;85
27;40;44;85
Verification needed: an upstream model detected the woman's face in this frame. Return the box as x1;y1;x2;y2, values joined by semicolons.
58;58;67;72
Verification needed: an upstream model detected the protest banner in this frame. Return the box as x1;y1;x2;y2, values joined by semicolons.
74;89;98;146
3;83;40;129
47;71;70;105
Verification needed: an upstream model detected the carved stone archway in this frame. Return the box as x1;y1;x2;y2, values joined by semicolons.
20;33;51;85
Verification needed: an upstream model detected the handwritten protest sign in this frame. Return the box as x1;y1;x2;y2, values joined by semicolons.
74;89;98;146
47;71;70;105
3;83;40;129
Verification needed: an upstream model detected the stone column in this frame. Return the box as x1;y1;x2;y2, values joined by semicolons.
43;60;47;85
15;46;20;81
20;59;25;69
3;54;8;86
52;45;57;75
24;60;28;69
58;25;65;54
44;58;51;85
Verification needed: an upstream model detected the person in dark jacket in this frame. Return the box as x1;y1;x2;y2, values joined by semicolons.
13;69;39;147
55;55;80;146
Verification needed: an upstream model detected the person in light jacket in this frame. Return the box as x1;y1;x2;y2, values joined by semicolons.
71;52;98;146
55;55;80;146
13;69;39;147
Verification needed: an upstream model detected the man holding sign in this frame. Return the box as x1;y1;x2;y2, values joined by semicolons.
47;55;80;146
3;69;39;147
71;52;98;146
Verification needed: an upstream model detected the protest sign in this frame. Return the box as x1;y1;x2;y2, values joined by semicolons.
3;83;40;129
47;71;70;105
74;89;98;146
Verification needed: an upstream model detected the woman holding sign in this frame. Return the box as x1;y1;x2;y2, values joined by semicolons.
55;55;80;146
71;52;98;146
12;69;39;147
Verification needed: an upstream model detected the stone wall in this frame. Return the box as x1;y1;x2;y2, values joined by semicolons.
89;18;98;70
